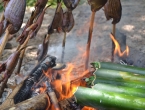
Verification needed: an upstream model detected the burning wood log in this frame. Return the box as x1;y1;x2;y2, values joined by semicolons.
4;93;50;110
103;0;122;61
85;0;107;70
13;56;56;104
46;80;61;110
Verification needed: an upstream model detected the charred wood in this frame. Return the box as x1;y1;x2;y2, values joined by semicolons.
13;56;56;104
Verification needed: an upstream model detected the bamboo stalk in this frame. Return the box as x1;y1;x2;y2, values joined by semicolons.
74;87;145;109
0;29;10;57
93;77;145;90
93;68;145;83
91;62;145;75
111;24;116;62
85;11;96;70
93;83;145;98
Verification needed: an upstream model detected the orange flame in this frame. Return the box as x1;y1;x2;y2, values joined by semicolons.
82;106;97;110
39;83;47;93
43;63;89;101
110;34;129;57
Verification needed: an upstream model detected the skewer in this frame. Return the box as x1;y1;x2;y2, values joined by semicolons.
16;35;30;74
85;11;96;70
61;32;66;63
111;24;116;62
0;29;10;57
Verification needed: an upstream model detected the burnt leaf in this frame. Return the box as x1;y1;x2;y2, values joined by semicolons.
87;0;107;12
48;2;63;34
34;0;48;16
63;0;80;11
17;11;35;44
27;6;49;38
62;11;74;32
104;0;122;24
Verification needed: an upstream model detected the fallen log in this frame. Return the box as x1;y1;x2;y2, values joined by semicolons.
5;93;50;110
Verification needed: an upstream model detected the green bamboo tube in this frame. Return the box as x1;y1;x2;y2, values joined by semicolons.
93;77;145;90
93;83;145;98
94;68;145;82
91;62;145;75
74;87;145;109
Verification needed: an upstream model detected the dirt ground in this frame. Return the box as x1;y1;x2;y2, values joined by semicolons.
0;0;145;74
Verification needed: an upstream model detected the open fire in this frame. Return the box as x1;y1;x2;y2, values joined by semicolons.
1;0;143;109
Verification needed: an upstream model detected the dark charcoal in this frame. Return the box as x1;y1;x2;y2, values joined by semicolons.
68;100;82;110
14;56;56;104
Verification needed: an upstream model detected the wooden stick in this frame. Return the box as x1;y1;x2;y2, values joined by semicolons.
46;80;61;110
0;29;10;57
15;49;25;74
2;93;50;110
16;35;30;74
62;32;66;47
111;24;116;62
61;32;66;63
0;12;4;22
85;11;96;70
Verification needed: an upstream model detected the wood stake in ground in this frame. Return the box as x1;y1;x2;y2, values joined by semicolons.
111;24;116;62
85;12;95;70
61;32;67;63
16;35;31;74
